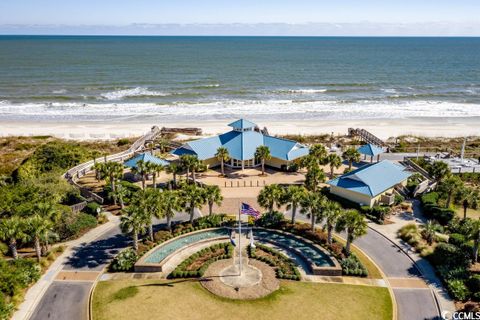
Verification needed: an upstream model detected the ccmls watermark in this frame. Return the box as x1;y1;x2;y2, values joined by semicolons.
443;310;480;320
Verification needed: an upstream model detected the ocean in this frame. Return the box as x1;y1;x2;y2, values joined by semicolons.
0;36;479;123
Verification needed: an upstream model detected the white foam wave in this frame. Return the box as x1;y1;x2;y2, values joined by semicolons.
287;89;327;94
382;88;397;94
101;87;169;100
1;99;479;121
52;89;67;94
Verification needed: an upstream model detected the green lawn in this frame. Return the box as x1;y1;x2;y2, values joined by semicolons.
93;279;392;320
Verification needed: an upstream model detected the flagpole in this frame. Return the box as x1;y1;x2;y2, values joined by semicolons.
238;203;242;276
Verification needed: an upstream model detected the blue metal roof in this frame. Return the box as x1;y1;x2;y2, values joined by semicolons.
327;160;411;197
124;152;170;168
228;119;257;130
172;119;309;161
357;143;384;157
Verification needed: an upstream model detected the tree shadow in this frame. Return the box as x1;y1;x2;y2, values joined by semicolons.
64;232;129;270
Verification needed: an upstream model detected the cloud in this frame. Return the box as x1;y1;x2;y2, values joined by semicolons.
1;22;479;36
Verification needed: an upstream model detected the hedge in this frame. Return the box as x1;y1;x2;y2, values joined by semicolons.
248;243;301;280
169;242;233;278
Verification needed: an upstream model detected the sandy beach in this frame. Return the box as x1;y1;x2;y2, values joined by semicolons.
0;117;478;140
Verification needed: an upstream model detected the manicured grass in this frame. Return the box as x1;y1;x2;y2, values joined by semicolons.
93;279;392;320
333;235;383;279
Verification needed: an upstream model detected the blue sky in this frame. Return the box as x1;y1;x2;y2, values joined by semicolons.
1;0;479;35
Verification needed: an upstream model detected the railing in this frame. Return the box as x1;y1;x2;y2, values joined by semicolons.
224;180;267;188
403;157;432;180
63;126;162;204
70;201;88;213
348;128;386;147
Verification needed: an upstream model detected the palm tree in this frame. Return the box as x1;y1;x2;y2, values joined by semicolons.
470;220;480;263
438;175;463;208
204;185;223;215
342;147;361;171
215;147;230;177
150;163;164;189
166;162;182;188
299;154;318;170
284;185;307;224
300;191;327;231
180;155;198;183
35;201;60;224
103;161;124;202
430;161;450;182
191;160;206;184
421;220;438;245
322;200;343;244
120;206;148;252
111;182;129;209
91;150;102;179
131;160;149;190
0;216;28;259
335;209;367;256
180;183;207;223
160;190;182;230
255;145;271;176
257;184;284;213
309;144;328;164
326;153;342;178
155;137;170;153
28;215;53;262
457;187;480;219
304;165;326;192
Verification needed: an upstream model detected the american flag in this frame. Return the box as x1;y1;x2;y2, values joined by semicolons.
240;202;261;219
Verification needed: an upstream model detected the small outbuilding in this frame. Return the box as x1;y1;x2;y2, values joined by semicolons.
357;143;384;163
327;160;411;207
124;152;170;168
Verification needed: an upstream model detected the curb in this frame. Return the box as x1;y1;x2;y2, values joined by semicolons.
367;225;444;318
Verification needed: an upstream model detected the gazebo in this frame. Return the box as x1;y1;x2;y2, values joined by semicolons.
357;143;384;163
124;152;170;168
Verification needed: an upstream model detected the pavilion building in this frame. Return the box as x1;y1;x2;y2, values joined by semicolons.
357;143;385;163
172;119;309;170
327;160;411;207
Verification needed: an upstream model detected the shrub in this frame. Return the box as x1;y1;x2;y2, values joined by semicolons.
117;138;130;147
340;254;368;277
447;279;470;301
65;213;97;239
429;243;470;269
422;192;439;205
449;233;466;246
467;275;480;294
394;194;405;205
110;248;138;272
256;211;284;227
84;202;101;216
153;230;172;243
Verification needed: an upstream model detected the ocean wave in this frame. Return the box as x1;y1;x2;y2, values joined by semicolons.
101;87;170;100
1;99;480;121
286;89;327;94
52;89;67;94
190;84;220;89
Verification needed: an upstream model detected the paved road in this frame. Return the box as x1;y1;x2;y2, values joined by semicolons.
355;229;440;320
29;213;194;320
